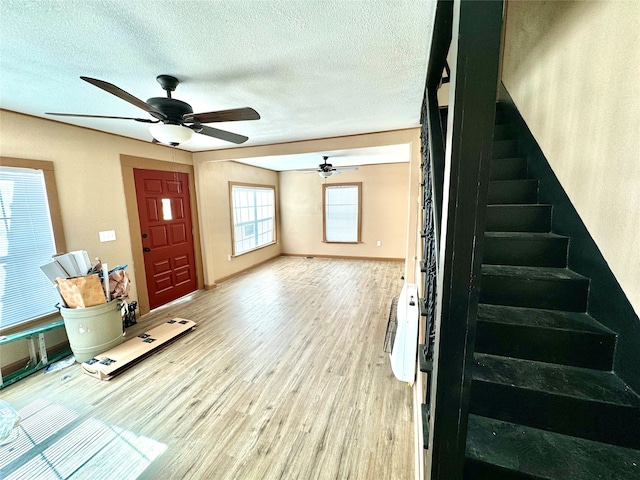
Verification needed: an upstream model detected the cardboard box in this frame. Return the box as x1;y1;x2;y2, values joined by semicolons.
56;274;107;308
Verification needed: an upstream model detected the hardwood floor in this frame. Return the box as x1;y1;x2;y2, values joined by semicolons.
0;257;413;480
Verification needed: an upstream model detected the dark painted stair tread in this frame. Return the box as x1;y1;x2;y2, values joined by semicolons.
473;353;640;408
484;231;567;244
489;157;527;181
480;265;589;311
487;179;538;204
494;108;509;124
484;231;565;240
493;123;515;141
483;232;568;267
482;265;587;282
493;139;519;159
466;414;640;480
475;304;616;370
477;304;614;334
485;204;551;232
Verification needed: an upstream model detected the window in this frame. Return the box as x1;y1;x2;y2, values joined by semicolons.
230;183;276;255
323;183;362;243
0;159;65;331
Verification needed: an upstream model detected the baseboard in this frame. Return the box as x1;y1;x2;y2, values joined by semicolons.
214;254;282;284
281;253;405;262
498;83;640;393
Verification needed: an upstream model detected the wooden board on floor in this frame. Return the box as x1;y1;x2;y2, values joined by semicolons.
82;318;197;381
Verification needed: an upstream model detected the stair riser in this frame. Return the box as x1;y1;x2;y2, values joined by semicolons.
464;460;538;480
470;382;640;449
483;237;568;267
475;322;615;370
480;275;588;312
493;123;516;141
485;205;551;233
488;180;538;205
494;109;509;125
490;158;527;181
493;140;519;159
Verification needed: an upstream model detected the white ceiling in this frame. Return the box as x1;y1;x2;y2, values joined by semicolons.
0;0;434;169
226;144;412;171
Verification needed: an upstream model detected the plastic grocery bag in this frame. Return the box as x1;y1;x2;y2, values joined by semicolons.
0;400;20;445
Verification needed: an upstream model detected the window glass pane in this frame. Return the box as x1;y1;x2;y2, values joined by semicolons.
0;167;60;329
161;198;172;221
231;185;276;255
325;185;359;242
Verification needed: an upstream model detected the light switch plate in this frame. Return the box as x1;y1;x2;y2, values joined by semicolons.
99;230;116;242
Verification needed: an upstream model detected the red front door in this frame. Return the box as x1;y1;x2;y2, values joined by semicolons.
134;169;197;309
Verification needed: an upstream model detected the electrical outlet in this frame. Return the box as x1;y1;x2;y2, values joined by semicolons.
227;254;232;261
376;240;381;247
99;230;116;242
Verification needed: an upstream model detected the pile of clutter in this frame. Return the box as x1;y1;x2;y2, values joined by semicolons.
40;251;137;327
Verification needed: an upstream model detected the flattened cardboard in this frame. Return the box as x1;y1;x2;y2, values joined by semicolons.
82;318;196;381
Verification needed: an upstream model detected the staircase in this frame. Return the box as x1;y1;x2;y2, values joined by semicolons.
463;106;640;479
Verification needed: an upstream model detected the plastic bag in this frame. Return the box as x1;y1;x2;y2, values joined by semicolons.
109;269;131;299
0;400;20;445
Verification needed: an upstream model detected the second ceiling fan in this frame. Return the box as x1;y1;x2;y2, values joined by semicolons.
310;156;359;178
46;75;260;145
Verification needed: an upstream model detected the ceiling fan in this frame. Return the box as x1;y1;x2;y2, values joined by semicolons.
46;75;260;145
312;156;359;178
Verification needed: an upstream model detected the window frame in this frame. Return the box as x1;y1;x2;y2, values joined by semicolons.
322;182;362;244
228;182;277;257
0;157;67;335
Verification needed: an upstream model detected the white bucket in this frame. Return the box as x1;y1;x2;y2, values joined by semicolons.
60;301;124;363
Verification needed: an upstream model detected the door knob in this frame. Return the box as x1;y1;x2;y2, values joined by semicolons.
144;247;151;252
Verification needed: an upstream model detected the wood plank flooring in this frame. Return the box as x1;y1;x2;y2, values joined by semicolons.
0;257;413;480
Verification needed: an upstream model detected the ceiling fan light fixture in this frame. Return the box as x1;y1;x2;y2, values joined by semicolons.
149;123;194;145
318;171;332;178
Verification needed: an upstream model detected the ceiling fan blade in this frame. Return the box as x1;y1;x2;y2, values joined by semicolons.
184;107;260;124
80;76;166;120
335;167;359;172
45;112;160;123
191;125;249;144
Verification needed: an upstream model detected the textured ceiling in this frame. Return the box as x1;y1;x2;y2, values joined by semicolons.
0;0;434;167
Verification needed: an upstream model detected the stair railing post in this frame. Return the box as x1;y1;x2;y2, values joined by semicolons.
427;1;504;479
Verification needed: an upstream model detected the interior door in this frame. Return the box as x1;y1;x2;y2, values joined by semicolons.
133;168;197;310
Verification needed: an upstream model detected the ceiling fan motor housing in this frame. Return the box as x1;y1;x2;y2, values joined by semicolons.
146;97;193;125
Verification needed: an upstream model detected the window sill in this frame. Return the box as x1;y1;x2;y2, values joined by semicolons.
232;241;278;258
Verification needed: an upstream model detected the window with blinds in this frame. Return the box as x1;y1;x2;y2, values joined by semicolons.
323;183;362;243
0;166;60;329
230;184;276;256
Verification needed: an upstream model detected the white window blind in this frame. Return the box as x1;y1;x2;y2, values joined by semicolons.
0;167;60;329
325;184;360;242
231;185;275;255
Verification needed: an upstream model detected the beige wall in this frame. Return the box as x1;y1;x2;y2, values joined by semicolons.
193;160;281;286
1;113;422;369
0;110;192;368
194;128;423;282
0;111;193;307
502;0;640;315
280;163;409;259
